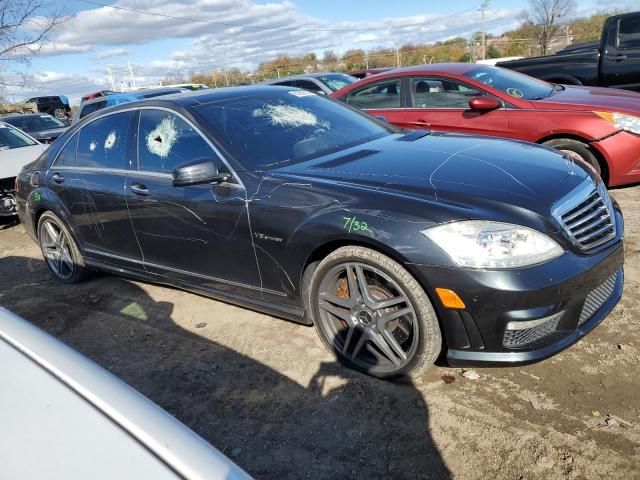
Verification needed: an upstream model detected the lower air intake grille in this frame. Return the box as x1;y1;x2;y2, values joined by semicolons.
579;271;619;326
503;312;564;348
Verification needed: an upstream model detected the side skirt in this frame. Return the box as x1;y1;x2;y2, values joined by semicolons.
84;257;310;325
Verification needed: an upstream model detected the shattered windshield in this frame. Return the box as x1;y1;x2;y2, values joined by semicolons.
0;123;38;150
197;90;396;169
463;65;556;100
5;114;66;133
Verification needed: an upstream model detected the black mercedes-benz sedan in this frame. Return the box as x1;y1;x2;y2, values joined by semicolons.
15;87;624;379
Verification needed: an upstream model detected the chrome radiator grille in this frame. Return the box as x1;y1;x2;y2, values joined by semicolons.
557;184;616;252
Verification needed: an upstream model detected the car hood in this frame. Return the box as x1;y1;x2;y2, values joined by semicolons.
533;85;640;114
278;132;592;218
0;144;48;179
30;127;67;141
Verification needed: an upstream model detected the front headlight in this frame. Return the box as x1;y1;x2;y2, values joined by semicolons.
422;221;564;269
595;111;640;135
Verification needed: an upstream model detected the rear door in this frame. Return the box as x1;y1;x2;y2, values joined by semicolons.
602;13;640;91
125;108;260;290
406;76;511;136
342;77;407;127
46;111;141;265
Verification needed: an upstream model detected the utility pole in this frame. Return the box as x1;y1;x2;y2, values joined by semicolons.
563;24;571;47
395;46;401;67
365;52;369;70
479;0;490;61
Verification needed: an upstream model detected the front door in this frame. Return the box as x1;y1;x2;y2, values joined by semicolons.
405;76;511;136
46;111;141;264
125;108;260;291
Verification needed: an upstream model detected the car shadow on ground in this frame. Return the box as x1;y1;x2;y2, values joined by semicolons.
0;217;19;231
0;255;450;480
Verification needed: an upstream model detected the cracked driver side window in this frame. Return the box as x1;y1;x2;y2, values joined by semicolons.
137;109;215;174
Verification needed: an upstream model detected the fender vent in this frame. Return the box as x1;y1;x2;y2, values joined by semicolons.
313;149;379;168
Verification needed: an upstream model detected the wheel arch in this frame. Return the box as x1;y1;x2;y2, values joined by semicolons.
299;237;441;329
535;133;609;184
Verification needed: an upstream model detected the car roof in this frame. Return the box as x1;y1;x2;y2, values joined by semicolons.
110;85;295;109
69;86;287;128
263;72;350;83
376;63;479;76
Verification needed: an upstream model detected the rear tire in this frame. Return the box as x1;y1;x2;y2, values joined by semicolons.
543;138;603;178
309;246;441;379
38;211;89;284
54;107;66;119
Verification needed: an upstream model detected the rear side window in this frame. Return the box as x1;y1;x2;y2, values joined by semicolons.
54;133;79;167
346;79;402;109
618;16;640;49
77;111;134;170
137;109;214;173
79;100;107;119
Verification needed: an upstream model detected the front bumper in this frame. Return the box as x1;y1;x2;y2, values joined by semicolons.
408;215;625;367
591;131;640;187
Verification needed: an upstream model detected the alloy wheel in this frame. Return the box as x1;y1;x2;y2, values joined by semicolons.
40;219;75;280
316;262;419;373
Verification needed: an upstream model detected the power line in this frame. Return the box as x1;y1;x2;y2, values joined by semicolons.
76;0;476;33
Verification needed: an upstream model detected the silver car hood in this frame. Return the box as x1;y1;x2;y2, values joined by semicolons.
0;144;48;180
0;307;252;480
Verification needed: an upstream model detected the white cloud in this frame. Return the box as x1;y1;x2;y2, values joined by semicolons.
52;1;521;72
13;1;527;103
7;72;108;105
93;48;129;60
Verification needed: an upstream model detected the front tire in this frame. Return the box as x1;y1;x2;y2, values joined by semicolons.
54;107;66;120
309;246;441;379
38;212;89;284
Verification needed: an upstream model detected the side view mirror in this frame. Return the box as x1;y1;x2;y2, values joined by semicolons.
469;96;501;111
172;158;229;187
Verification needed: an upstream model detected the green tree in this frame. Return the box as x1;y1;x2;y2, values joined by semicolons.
486;45;503;58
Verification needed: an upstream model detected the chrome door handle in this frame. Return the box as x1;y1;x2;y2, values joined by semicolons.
130;184;150;196
52;173;64;184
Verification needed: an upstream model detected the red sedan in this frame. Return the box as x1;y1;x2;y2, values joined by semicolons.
331;63;640;187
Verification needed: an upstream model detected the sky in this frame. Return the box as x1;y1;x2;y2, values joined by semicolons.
6;0;633;104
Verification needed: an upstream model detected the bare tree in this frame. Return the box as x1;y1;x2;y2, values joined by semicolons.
526;0;575;55
0;0;68;87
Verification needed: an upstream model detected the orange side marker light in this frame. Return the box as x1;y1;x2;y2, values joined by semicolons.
435;288;466;309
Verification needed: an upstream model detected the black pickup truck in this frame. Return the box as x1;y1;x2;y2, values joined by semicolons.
497;12;640;92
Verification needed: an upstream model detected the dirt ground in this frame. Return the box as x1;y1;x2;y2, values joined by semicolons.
1;186;639;480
